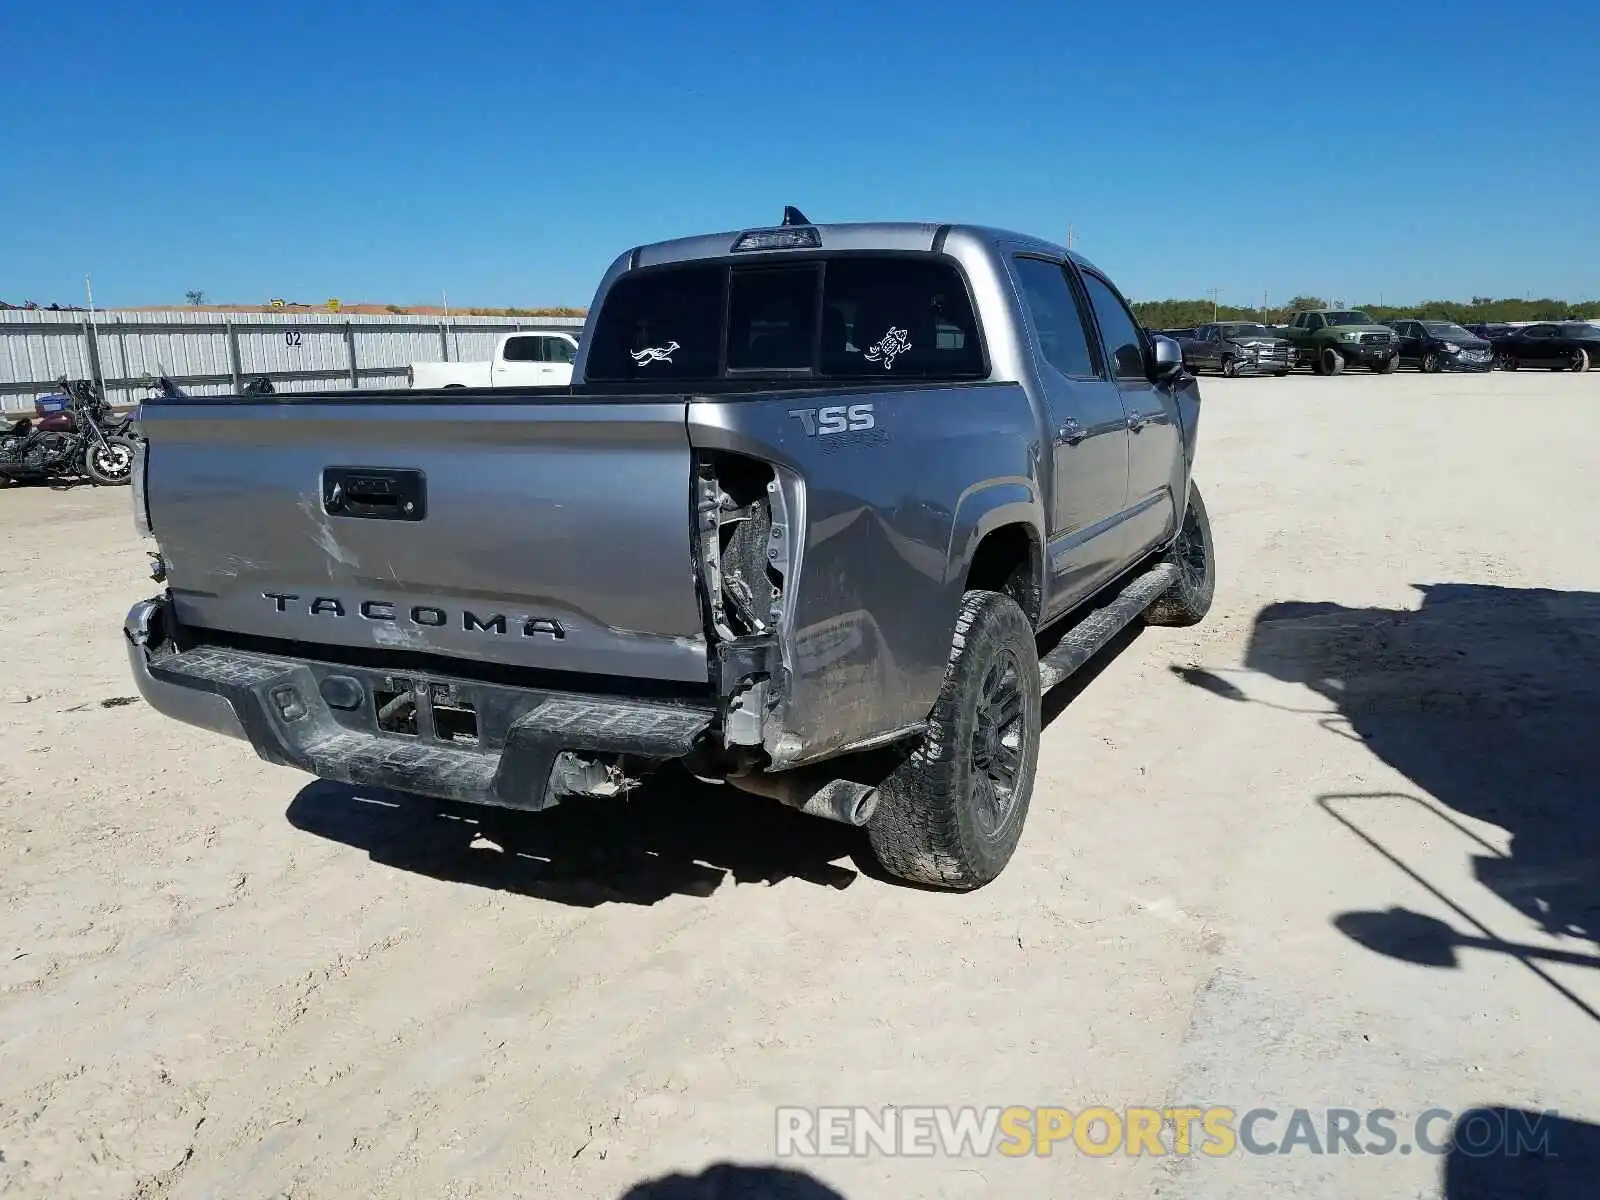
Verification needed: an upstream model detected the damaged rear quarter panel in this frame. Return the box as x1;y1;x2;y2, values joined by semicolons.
688;382;1041;765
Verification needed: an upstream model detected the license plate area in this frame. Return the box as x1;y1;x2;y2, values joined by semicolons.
308;668;511;750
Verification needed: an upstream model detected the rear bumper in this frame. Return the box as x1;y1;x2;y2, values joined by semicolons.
125;597;713;810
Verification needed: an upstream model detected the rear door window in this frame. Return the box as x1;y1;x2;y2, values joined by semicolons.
542;336;577;364
502;335;544;362
1012;257;1100;379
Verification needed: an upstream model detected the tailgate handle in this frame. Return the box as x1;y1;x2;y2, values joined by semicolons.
323;467;426;521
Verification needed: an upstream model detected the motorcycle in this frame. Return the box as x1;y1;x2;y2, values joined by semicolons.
0;377;138;487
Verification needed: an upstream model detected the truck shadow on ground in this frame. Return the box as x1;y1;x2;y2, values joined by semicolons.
285;621;1146;906
1442;1107;1600;1198
286;765;871;907
617;1162;846;1199
1177;583;1600;991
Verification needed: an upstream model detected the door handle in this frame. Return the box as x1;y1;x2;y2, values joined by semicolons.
1058;420;1087;446
1126;414;1147;433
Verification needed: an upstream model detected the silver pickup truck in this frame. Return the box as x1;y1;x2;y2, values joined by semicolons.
125;209;1214;890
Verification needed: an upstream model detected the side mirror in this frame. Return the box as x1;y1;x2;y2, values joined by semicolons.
1150;334;1185;381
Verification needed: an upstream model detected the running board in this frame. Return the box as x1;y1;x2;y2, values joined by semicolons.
1037;562;1178;692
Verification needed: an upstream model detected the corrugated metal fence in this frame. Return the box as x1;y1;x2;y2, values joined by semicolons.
0;309;586;415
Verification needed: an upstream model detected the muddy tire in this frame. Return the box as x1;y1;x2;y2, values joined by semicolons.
868;591;1041;890
1321;347;1345;376
84;436;136;486
1145;481;1216;628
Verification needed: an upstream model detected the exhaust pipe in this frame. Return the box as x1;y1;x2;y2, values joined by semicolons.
726;770;880;827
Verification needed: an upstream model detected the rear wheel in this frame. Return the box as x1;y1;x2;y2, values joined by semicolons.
1320;347;1345;376
1145;481;1215;628
868;590;1041;890
84;436;136;486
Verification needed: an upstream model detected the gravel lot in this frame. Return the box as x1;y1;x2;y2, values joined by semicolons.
2;370;1597;1199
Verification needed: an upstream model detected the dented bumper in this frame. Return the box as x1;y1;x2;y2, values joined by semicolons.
125;597;714;810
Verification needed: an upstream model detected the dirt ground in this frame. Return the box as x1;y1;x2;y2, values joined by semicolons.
2;370;1598;1199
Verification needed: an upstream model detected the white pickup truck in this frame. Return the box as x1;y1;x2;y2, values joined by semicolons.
407;330;581;389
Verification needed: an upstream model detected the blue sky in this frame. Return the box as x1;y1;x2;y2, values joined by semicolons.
3;0;1597;310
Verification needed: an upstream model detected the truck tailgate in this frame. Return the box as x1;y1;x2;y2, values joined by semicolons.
141;398;708;683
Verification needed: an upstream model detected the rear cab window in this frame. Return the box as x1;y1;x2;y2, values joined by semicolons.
584;254;987;383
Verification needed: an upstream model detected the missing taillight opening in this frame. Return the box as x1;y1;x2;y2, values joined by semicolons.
695;453;790;642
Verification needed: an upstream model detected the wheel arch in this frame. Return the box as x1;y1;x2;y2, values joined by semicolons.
947;481;1045;627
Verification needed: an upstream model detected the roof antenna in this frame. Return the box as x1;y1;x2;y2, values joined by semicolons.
782;205;811;226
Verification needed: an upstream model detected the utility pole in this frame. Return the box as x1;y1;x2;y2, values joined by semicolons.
84;273;105;397
1206;288;1223;321
442;289;459;361
1262;288;1269;323
1066;224;1075;252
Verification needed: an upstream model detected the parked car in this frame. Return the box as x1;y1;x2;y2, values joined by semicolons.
1489;322;1600;373
1175;322;1295;377
407;330;581;388
1385;319;1495;373
1463;322;1515;342
124;210;1214;891
1281;309;1399;375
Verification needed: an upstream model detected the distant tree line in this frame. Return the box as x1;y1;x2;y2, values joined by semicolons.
1132;294;1598;330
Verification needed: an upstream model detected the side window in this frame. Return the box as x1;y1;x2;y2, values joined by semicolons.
1306;313;1326;331
1079;270;1149;381
502;336;543;362
1012;257;1100;379
542;337;577;365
